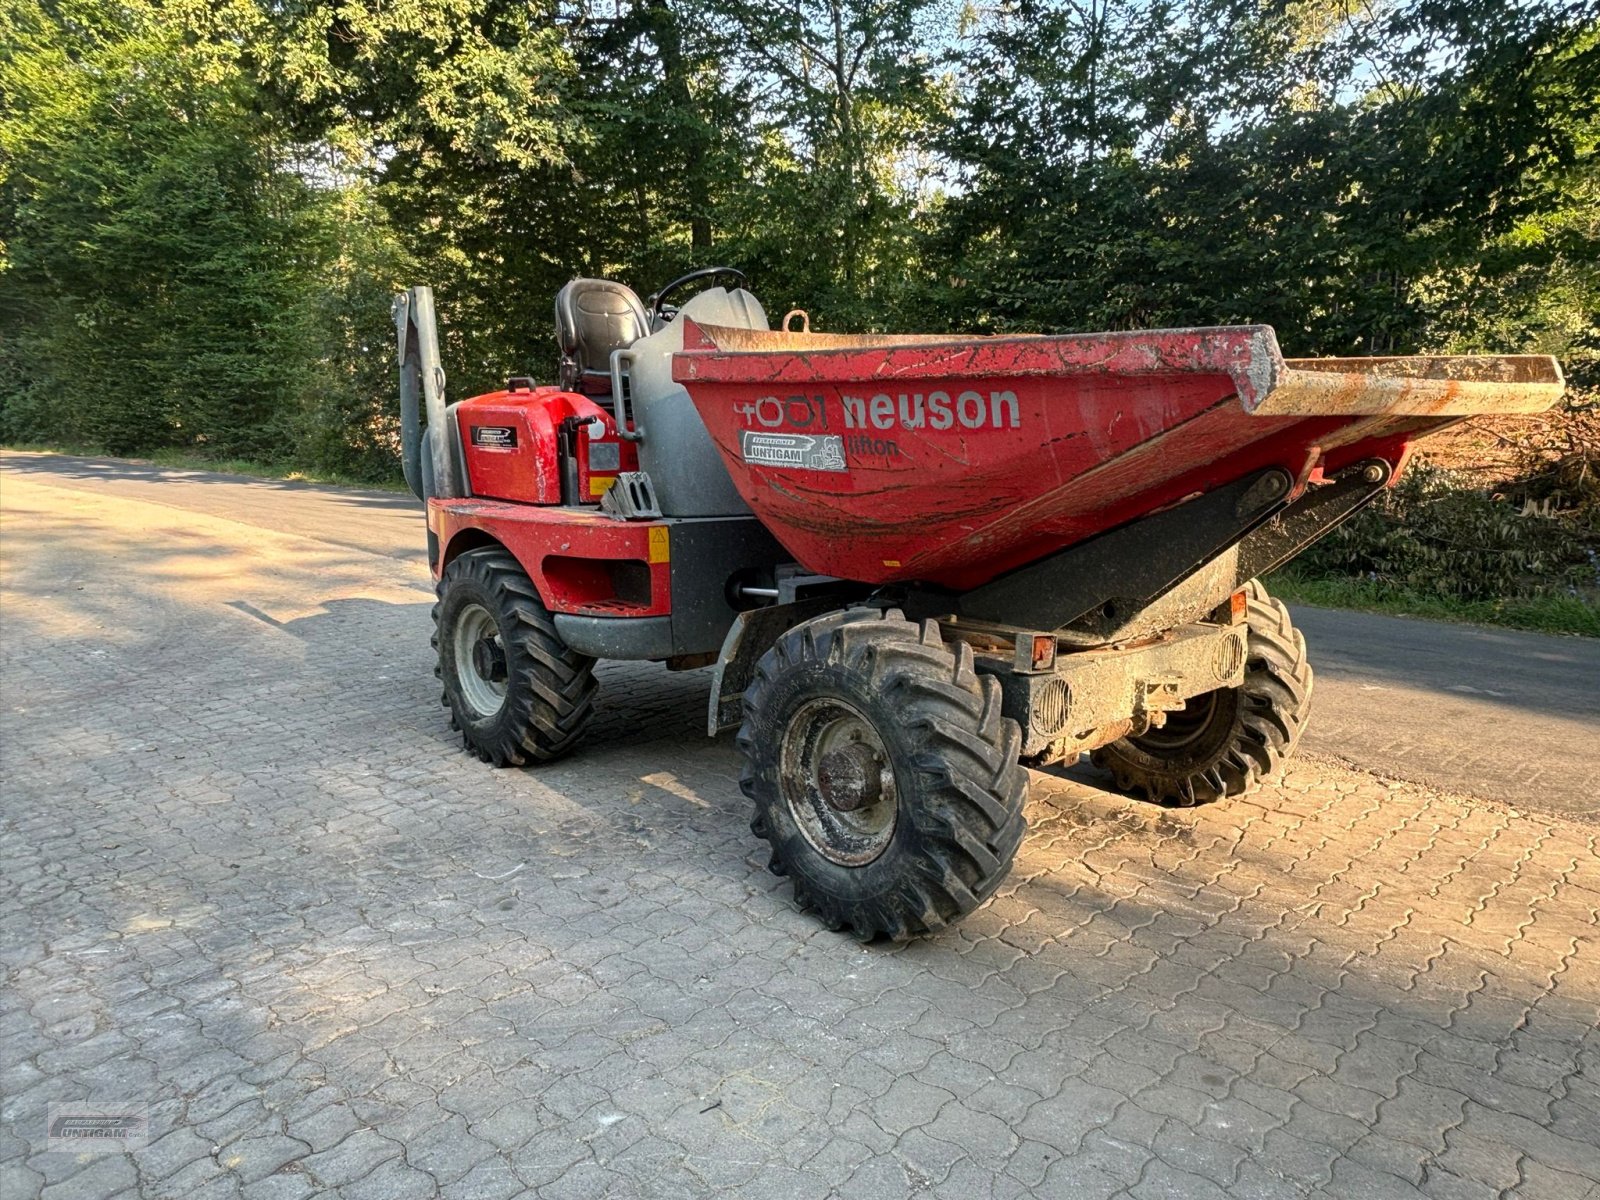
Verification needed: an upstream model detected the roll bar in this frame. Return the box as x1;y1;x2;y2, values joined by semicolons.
394;286;463;500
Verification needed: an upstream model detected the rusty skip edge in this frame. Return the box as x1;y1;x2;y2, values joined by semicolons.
675;320;1566;419
1257;353;1566;417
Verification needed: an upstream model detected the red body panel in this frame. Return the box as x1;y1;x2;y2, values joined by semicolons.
455;387;636;506
430;323;1558;616
435;387;655;615
429;498;671;616
673;323;1478;590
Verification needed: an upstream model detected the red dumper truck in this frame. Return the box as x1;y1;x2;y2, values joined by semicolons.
394;269;1563;939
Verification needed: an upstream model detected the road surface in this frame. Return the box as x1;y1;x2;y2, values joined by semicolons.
4;450;1595;820
1291;608;1598;821
3;449;1597;1200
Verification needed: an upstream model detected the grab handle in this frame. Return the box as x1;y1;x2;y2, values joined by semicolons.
610;348;642;442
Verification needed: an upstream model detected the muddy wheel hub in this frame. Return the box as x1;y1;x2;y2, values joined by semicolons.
781;698;897;866
452;602;509;719
818;742;886;812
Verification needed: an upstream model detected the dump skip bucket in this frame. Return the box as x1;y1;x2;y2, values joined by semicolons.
673;321;1563;589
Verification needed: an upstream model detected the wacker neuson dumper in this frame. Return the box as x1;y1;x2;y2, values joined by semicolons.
394;269;1564;940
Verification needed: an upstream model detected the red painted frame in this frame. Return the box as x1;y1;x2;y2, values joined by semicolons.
429;498;672;617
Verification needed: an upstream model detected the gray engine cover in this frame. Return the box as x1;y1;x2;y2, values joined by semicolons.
627;288;768;518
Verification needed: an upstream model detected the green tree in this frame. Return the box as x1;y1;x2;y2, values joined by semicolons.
1;0;320;456
932;0;1599;358
704;0;944;327
3;0;1594;483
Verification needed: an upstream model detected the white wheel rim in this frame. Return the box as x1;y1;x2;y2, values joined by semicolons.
453;602;508;719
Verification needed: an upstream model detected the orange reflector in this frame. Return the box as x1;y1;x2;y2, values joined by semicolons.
1229;590;1249;622
1031;634;1056;671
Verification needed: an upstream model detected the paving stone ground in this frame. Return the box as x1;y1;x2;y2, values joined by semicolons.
2;469;1597;1200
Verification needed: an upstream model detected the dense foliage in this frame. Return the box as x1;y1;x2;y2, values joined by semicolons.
2;0;1597;498
1298;458;1599;599
1286;367;1600;612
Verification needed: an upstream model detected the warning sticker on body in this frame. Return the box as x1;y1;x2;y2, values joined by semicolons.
739;431;847;472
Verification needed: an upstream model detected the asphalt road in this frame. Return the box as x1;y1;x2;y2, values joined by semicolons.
4;449;1597;821
1290;608;1599;822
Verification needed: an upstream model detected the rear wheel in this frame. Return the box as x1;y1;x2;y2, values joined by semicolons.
434;548;597;765
739;608;1028;940
1091;581;1312;806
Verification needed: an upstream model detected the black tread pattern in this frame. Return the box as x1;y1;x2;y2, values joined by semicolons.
433;549;597;766
740;608;1029;940
1092;580;1313;807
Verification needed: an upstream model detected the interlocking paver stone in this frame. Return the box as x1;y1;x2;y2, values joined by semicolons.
2;465;1597;1199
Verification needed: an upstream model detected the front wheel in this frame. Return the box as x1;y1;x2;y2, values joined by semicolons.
1092;581;1312;806
433;548;597;765
739;609;1028;940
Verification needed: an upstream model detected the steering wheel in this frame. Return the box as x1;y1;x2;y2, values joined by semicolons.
647;266;748;327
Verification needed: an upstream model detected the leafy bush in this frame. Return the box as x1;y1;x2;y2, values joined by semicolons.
1294;378;1600;617
0;1;409;484
0;8;315;460
1492;374;1600;523
1294;462;1600;604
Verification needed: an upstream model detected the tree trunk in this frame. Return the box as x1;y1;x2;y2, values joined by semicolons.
647;0;713;251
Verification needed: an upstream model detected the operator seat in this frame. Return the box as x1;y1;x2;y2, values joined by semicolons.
554;278;649;397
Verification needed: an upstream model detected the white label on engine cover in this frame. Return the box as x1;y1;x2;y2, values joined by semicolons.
739;431;847;472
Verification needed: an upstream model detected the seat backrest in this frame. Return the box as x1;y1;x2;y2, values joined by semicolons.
554;278;649;395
